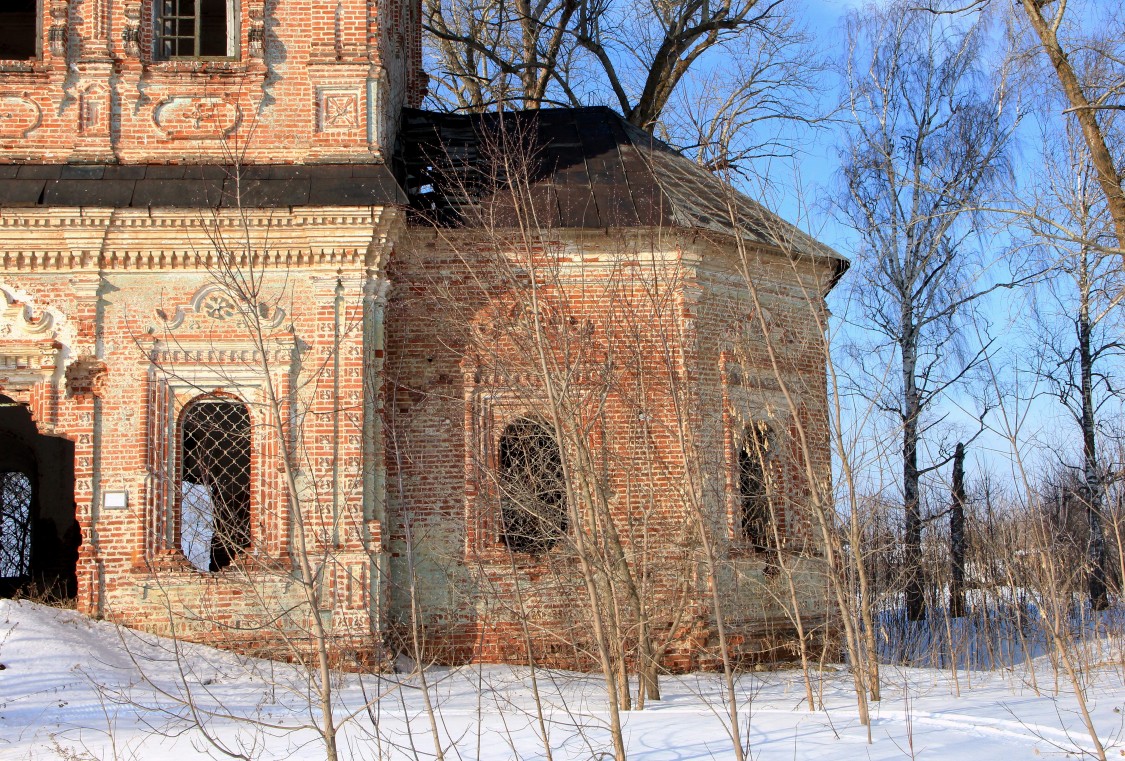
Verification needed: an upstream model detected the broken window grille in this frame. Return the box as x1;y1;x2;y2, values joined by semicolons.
180;397;251;572
498;418;567;553
156;0;233;59
739;423;774;551
0;472;33;578
0;0;38;60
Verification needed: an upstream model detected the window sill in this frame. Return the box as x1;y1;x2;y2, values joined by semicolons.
466;540;564;567
730;540;817;564
145;549;200;573
147;548;282;575
143;59;255;77
729;530;781;555
0;60;48;74
730;543;776;560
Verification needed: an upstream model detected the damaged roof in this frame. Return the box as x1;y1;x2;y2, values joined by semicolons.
0;163;405;208
395;106;845;266
0;108;844;270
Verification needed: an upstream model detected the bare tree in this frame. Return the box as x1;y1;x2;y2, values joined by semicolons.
572;0;790;131
1025;110;1125;611
922;0;1125;253
423;0;580;110
949;441;967;617
1011;1;1125;253
837;0;1014;621
422;0;825;169
657;15;827;174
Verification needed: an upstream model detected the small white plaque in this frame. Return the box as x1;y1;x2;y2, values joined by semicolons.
103;490;128;510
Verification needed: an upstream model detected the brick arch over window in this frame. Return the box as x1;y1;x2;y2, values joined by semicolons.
738;421;774;552
179;395;251;572
497;418;567;554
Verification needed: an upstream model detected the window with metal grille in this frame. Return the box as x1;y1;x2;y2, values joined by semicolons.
0;0;37;60
498;418;567;553
738;423;773;551
0;472;33;578
180;397;251;572
156;0;233;59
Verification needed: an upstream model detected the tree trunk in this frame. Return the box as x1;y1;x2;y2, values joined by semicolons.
1079;303;1109;611
903;332;925;622
1019;0;1125;253
949;442;966;618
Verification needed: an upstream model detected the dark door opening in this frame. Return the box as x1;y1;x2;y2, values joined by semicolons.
0;394;78;600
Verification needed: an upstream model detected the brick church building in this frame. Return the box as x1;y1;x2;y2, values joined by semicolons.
0;0;845;668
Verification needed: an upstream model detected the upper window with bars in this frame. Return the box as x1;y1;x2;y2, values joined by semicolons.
155;0;236;59
0;0;38;61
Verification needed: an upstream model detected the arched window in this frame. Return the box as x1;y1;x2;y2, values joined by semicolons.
180;396;251;571
738;423;773;551
497;418;567;553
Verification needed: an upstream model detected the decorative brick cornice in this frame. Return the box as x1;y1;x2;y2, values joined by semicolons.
0;206;400;272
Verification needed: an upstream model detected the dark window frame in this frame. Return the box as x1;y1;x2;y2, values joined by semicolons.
177;394;252;572
738;422;774;552
0;0;40;62
154;0;236;61
496;417;568;555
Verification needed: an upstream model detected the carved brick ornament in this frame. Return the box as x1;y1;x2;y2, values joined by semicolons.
248;7;265;58
49;2;69;57
0;95;42;139
0;285;63;391
65;356;109;399
122;2;142;57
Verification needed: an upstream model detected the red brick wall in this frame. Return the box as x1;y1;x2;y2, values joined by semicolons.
1;213;834;669
0;0;423;164
384;227;835;670
684;236;835;652
0;207;395;662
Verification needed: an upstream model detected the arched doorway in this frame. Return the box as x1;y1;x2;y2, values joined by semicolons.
0;394;78;599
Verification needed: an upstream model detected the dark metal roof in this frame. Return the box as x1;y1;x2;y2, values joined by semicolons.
0;163;405;208
394;106;846;267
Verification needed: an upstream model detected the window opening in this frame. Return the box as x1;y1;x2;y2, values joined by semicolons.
180;397;251;571
738;423;773;551
0;472;33;578
0;0;38;60
157;0;231;59
498;418;567;553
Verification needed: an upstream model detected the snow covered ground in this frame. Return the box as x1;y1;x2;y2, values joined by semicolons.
1;599;1122;760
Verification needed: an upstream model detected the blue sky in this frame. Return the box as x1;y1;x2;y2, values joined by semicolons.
753;0;1114;497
